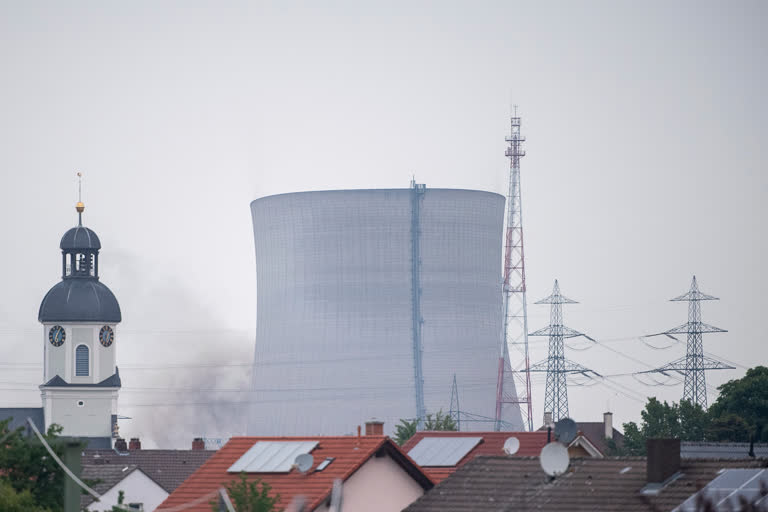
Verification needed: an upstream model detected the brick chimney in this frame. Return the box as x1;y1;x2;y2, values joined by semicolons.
603;412;613;440
365;419;384;436
192;438;205;450
646;439;681;483
115;438;127;452
129;438;141;451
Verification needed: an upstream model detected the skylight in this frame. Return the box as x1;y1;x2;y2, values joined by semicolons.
315;457;335;471
407;437;482;466
227;441;318;473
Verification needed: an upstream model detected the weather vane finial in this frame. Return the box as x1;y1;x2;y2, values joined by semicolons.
76;172;84;226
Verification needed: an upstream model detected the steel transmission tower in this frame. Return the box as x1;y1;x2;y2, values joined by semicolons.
449;374;461;431
639;276;732;408
495;108;533;431
529;280;600;423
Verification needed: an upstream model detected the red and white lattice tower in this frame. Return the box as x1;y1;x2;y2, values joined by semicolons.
495;108;534;431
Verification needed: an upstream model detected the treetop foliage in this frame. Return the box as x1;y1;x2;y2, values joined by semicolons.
0;417;64;511
616;366;768;455
212;472;281;512
395;410;457;445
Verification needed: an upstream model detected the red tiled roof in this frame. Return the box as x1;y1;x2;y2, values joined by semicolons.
401;431;550;482
158;436;433;511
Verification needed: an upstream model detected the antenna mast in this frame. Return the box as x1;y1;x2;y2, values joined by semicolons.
638;276;732;407
495;108;533;431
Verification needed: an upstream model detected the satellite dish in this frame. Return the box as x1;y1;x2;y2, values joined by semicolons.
503;437;520;455
539;442;570;477
554;417;578;444
294;453;314;474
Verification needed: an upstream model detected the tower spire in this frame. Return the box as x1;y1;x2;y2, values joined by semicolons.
76;172;84;226
529;280;600;422
495;109;532;431
638;276;732;407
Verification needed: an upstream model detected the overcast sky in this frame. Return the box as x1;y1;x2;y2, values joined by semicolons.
0;1;765;447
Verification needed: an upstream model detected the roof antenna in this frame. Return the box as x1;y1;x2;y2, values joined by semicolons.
76;172;85;226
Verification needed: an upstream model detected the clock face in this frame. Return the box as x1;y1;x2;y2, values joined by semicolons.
48;325;65;347
99;325;114;347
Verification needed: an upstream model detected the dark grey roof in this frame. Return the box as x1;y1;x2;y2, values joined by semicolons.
39;278;121;323
403;456;768;512
538;422;624;456
80;463;142;508
681;441;768;459
42;368;121;388
81;449;216;495
0;407;43;436
60;225;101;250
576;422;624;455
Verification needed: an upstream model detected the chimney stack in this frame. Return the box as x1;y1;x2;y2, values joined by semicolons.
115;438;127;452
603;412;613;440
365;419;384;436
543;411;553;428
646;439;681;484
192;438;205;450
129;438;141;451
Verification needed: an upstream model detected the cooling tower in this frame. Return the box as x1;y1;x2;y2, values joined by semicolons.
248;186;524;435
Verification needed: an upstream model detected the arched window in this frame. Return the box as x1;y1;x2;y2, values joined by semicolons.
75;345;89;376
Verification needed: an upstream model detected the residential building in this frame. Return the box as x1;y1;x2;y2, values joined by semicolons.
402;430;604;483
81;439;215;511
158;426;433;512
538;411;625;456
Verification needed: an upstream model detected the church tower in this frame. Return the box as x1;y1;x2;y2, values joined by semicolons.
38;196;121;447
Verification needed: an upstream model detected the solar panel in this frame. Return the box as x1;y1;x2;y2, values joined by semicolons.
227;441;318;473
675;469;768;511
407;437;482;466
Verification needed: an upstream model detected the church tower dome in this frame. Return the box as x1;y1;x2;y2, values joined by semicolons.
38;202;121;323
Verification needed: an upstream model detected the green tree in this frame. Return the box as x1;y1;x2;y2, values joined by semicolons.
394;410;458;445
708;366;768;442
0;480;51;512
424;410;457;431
212;472;281;512
709;413;752;442
620;398;709;455
0;418;64;511
394;419;418;446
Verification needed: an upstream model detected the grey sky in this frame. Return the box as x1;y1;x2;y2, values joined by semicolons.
0;1;765;447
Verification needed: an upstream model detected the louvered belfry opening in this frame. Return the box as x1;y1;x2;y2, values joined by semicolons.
75;345;89;376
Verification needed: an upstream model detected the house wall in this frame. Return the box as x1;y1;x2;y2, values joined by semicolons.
310;454;425;512
86;469;168;512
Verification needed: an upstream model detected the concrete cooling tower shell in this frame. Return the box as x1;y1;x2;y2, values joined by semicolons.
249;188;523;435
